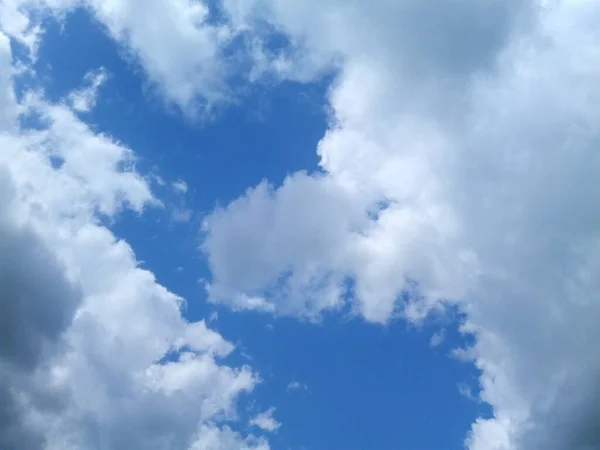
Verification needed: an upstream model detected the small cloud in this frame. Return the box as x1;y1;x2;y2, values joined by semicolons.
287;381;308;392
249;407;280;433
172;180;188;194
152;174;166;186
67;67;108;112
458;383;478;403
208;311;218;323
204;287;276;313
172;207;192;223
168;180;191;223
450;346;476;363
429;329;446;348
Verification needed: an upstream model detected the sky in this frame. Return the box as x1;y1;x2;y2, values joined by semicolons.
1;1;600;450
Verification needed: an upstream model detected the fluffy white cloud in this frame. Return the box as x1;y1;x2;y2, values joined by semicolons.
0;25;269;450
84;0;234;113
1;0;241;114
202;174;367;318
249;407;280;433
201;1;600;449
0;0;42;54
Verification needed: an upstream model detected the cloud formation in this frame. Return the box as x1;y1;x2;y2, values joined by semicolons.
200;1;600;449
3;1;600;449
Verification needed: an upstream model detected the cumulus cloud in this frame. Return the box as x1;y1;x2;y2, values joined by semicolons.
0;0;233;114
84;0;234;113
202;174;366;318
201;1;600;449
0;23;269;450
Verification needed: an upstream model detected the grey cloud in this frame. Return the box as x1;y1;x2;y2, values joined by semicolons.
0;170;81;449
0;172;80;370
0;377;44;450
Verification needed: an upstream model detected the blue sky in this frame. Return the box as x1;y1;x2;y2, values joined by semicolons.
34;9;483;449
2;2;600;450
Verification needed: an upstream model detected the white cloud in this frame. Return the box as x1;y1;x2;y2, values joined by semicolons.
458;383;479;404
201;1;600;449
67;67;108;113
0;32;17;129
189;425;270;450
170;180;193;222
250;408;281;433
0;0;240;114
202;174;366;319
0;25;269;450
86;0;235;113
0;0;43;56
286;381;307;392
172;207;193;223
429;329;446;348
173;180;189;194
